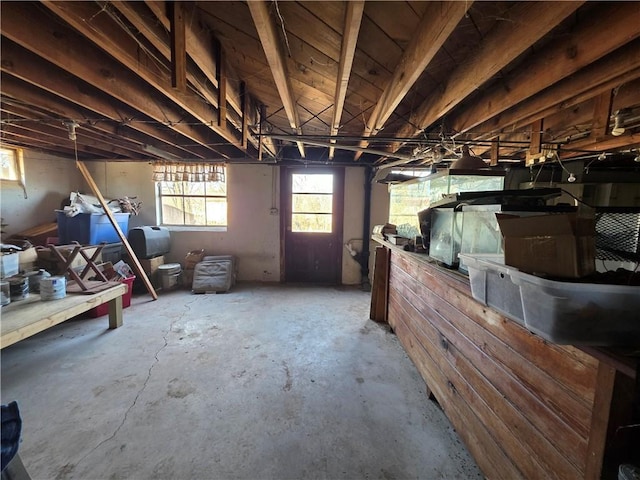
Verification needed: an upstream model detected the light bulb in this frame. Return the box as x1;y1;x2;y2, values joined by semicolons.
611;111;626;136
567;173;576;183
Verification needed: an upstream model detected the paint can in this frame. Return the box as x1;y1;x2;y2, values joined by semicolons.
1;280;10;306
24;269;51;293
9;276;29;301
158;263;182;290
40;276;67;301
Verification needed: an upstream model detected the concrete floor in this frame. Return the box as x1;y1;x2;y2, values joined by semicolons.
1;283;482;480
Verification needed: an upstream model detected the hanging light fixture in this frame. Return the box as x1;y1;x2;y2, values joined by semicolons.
448;145;487;170
611;109;626;136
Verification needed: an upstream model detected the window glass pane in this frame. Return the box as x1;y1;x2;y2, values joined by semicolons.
292;174;333;194
205;181;226;196
186;182;205;195
160;181;184;195
161;196;185;225
0;148;18;181
292;193;332;213
184;197;206;225
205;198;227;226
292;213;332;233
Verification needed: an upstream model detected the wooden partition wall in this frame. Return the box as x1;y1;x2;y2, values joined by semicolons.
375;238;638;479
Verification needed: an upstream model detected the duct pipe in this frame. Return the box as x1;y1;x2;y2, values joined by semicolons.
361;166;373;291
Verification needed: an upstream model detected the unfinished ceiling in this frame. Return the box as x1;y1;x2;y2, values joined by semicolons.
1;1;639;169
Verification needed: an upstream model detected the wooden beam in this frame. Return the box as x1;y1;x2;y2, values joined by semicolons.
450;1;640;135
38;1;244;156
3;3;238;158
143;0;243;117
526;119;544;166
248;0;305;158
391;1;584;151
490;140;499;167
354;1;470;161
0;111;139;159
217;40;228;130
330;0;364;160
75;161;158;301
169;1;187;91
0;67;209;160
473;51;640;142
373;1;470;134
112;2;265;155
590;90;614;142
561;134;640;158
241;81;248;149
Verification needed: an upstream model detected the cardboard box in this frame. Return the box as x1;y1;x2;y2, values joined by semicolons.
184;249;205;270
140;255;165;275
496;213;596;278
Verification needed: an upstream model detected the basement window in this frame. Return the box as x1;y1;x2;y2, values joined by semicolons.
154;164;227;228
1;147;27;198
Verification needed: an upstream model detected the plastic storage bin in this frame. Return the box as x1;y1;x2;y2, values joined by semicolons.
100;243;123;265
458;253;525;325
88;276;135;317
56;211;130;245
127;226;170;259
460;253;640;345
510;270;640;346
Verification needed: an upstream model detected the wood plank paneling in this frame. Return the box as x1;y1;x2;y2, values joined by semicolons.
390;262;595;438
382;244;606;478
389;276;587;475
391;313;525;480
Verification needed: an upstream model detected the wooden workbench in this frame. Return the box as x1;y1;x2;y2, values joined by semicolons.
372;235;639;479
1;283;127;349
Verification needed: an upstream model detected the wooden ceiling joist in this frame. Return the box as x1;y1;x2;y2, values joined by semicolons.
390;1;584;152
248;0;305;158
1;106;142;159
2;3;238;159
329;0;364;160
589;90;614;142
143;0;243;116
354;1;470;161
169;1;187;91
39;0;245;157
0;42;211;160
449;1;640;136
475;39;640;140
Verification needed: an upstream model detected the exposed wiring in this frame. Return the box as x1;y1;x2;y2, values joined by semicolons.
551;152;576;183
273;0;292;58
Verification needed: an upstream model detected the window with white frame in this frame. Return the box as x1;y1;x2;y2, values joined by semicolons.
1;147;27;198
154;163;227;227
1;147;23;182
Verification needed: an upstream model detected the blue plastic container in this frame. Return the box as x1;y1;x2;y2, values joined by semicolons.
56;211;130;245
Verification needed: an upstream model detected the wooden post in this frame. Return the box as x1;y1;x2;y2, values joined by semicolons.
76;160;158;300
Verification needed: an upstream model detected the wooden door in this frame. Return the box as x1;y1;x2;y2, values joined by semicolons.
281;167;344;284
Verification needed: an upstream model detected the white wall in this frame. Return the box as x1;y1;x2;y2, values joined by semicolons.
0;150;84;237
83;162;282;282
342;167;365;285
369;181;391;281
2;152;390;285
